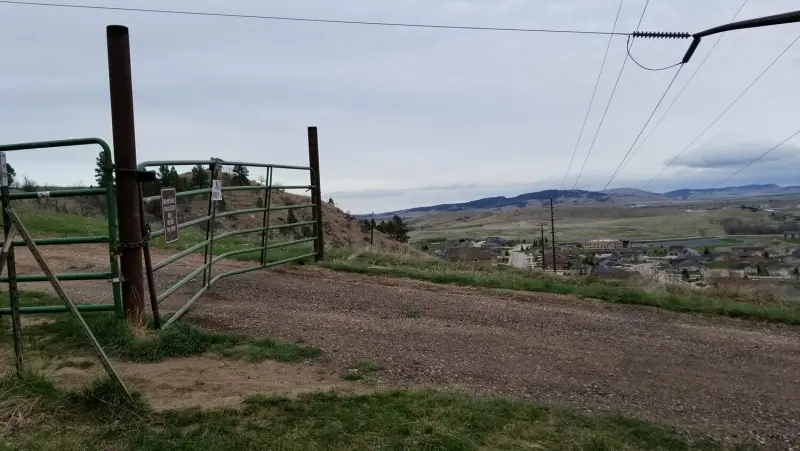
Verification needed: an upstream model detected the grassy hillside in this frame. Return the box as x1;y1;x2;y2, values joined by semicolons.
408;203;788;242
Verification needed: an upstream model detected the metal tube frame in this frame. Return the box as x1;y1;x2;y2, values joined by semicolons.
0;138;123;319
260;167;273;266
135;158;321;329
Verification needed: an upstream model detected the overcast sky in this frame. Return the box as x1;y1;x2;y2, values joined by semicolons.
1;0;799;213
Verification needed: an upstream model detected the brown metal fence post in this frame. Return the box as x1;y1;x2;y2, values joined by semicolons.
1;155;23;375
107;25;145;323
307;127;324;261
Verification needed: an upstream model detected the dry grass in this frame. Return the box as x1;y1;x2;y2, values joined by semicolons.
704;277;788;306
409;204;769;242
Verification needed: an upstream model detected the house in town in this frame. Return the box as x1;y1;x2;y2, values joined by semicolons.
590;266;635;279
537;249;570;271
583;238;632;251
615;249;645;264
443;247;496;267
765;263;795;278
784;247;800;264
508;252;534;270
727;261;759;278
485;236;508;247
731;246;766;258
596;255;620;268
445;238;475;249
668;246;699;259
703;268;731;279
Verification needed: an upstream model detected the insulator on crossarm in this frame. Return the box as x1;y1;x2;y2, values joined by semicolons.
631;30;691;39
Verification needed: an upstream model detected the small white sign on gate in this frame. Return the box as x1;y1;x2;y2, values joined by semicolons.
211;179;223;201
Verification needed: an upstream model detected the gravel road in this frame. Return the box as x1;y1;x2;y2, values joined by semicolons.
7;246;800;448
181;267;800;449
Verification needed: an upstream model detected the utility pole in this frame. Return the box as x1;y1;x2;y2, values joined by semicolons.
107;25;145;323
370;212;375;245
550;199;557;274
540;224;546;272
308;126;324;261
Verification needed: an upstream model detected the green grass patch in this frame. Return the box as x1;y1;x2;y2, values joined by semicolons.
0;208;108;237
148;224;315;265
342;359;384;381
320;252;800;326
1;292;320;364
0;372;757;451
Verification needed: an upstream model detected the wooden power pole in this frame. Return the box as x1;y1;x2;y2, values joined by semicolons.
550;199;557;274
540;224;546;271
107;25;145;323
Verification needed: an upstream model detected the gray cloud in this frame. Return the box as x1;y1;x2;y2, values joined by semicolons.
1;0;799;213
668;142;798;169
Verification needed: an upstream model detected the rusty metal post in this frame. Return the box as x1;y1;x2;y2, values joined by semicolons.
138;185;160;329
107;25;145;323
1;158;23;375
307;127;324;261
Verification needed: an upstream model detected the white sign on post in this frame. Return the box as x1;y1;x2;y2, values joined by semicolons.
0;152;7;188
211;179;223;201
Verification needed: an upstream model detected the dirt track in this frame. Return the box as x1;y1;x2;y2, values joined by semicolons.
7;246;800;448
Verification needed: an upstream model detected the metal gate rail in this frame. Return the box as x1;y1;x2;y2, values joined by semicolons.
136;159;321;329
0;138;123;318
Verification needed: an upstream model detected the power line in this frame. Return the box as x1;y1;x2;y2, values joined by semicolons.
644;32;800;188
602;63;684;191
618;0;749;174
571;0;653;190
626;35;683;71
560;0;626;190
0;0;631;36
713;127;800;188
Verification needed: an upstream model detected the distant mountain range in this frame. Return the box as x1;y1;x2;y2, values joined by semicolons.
372;184;800;217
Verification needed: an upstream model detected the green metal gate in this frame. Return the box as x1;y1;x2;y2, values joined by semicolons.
0;138;123;318
136;159;322;329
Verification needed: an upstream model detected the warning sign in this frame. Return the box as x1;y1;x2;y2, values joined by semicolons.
161;188;180;244
211;179;223;201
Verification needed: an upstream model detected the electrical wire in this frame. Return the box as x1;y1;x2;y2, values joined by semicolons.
644;32;800;188
560;0;627;190
571;0;654;190
712;127;800;188
0;0;631;36
617;0;749;174
570;56;630;190
602;63;684;191
626;35;683;71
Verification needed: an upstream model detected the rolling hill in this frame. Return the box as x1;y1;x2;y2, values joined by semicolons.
373;184;800;216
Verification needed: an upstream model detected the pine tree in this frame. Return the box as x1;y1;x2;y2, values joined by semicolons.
232;164;250;186
390;215;409;243
157;165;171;185
190;164;209;189
94;150;113;187
169;166;183;190
5;163;15;187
